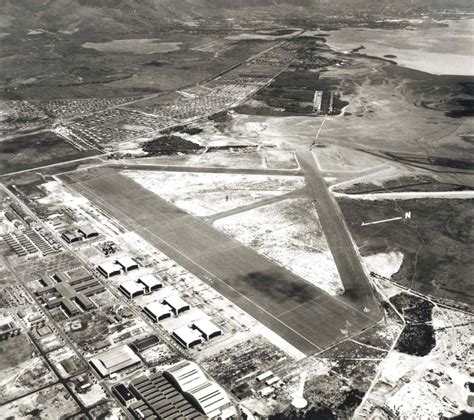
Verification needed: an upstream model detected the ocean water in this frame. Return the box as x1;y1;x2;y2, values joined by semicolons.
326;18;474;76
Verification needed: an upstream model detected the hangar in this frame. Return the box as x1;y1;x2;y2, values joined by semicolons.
116;256;139;273
97;261;122;278
138;274;162;294
78;225;99;239
119;281;145;299
90;344;140;377
61;231;83;244
164;361;235;418
171;326;202;349
163;295;190;315
143;301;171;322
192;318;222;341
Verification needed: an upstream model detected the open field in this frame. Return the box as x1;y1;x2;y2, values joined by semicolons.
0;130;100;175
359;304;473;419
214;198;343;295
1;383;79;419
122;169;305;217
0;334;57;404
61;166;376;355
339;197;474;305
132;149;300;170
82;39;182;54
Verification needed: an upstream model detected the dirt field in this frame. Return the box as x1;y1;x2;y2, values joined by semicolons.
122;169;305;217
214;198;344;295
360;305;473;418
1;384;79;419
0;334;57;404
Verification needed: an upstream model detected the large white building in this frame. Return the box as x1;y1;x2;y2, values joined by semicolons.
90;344;140;377
172;326;202;349
138;274;162;294
119;280;145;299
143;301;172;322
164;360;235;419
192;318;222;341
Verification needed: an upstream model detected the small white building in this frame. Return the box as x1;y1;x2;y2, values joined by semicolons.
137;274;162;294
116;256;139;273
97;261;122;278
143;302;172;322
119;281;145;299
171;326;202;349
192;318;222;341
163;295;190;316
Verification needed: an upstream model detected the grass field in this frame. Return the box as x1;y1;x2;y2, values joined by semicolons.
339;197;474;306
0;334;57;404
0;130;100;174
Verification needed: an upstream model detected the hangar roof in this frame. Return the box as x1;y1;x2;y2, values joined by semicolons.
116;256;138;269
188;381;232;416
164;295;189;311
120;280;144;296
139;274;162;289
98;261;122;275
144;301;171;319
165;360;206;392
192;318;222;338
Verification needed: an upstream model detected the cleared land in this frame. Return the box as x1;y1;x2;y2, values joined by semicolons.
122;169;305;217
0;334;57;404
1;383;79;419
214;198;343;295
61;166;376;355
339;197;474;305
0;130;100;175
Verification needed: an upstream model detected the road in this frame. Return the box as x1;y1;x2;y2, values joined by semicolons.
295;149;381;315
61;167;377;356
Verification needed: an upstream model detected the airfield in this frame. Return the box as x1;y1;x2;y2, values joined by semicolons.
60;159;381;355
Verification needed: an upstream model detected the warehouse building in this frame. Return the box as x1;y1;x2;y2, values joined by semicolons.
163;295;190;316
128;373;205;419
171;326;202;349
90;344;141;378
119;281;145;299
116;256;139;273
192;318;222;341
143;302;172;322
137;274;162;294
97;261;122;278
130;335;160;353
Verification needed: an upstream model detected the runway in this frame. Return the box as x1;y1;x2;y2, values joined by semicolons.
62;166;377;355
296;150;381;315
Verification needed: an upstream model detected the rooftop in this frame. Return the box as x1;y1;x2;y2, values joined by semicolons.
192;318;222;338
120;280;144;296
98;261;122;275
116;255;138;269
144;301;171;318
164;295;189;311
138;273;162;288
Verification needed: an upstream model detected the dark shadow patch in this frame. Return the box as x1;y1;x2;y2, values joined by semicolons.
240;270;317;304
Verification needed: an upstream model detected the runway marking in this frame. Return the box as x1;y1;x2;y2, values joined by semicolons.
277;294;326;317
